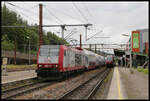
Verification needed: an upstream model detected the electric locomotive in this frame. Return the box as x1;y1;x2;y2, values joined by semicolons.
106;55;115;68
36;45;86;79
36;45;106;79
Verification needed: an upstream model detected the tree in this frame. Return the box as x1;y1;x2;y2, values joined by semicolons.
1;4;69;55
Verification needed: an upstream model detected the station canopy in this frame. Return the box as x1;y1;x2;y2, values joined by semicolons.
114;49;125;57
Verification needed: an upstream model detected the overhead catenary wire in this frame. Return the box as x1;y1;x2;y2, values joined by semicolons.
81;3;98;31
81;3;92;19
72;2;89;23
86;30;103;41
71;2;90;41
65;30;77;40
7;2;39;16
6;3;39;24
4;2;94;42
42;6;61;25
80;2;98;35
81;2;105;40
81;3;97;26
45;4;86;24
64;28;76;37
94;37;111;38
72;2;100;41
45;6;64;25
8;2;38;19
64;30;74;39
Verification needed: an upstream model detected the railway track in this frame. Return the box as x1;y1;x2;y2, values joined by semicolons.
58;68;111;100
13;68;106;99
2;67;110;100
2;77;37;91
1;78;55;99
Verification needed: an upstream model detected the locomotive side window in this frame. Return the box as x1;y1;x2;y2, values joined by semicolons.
85;56;88;64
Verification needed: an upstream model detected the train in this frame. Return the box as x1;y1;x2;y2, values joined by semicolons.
36;45;107;79
105;55;115;68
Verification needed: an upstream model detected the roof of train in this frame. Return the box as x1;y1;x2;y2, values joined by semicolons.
40;45;105;58
40;45;83;53
40;45;60;48
83;49;95;55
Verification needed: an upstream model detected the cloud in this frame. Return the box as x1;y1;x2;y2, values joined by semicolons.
2;1;148;48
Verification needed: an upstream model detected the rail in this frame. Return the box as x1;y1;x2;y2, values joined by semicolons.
59;68;110;99
2;77;55;99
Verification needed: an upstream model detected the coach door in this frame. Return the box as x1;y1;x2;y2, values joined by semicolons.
66;50;70;67
63;50;69;68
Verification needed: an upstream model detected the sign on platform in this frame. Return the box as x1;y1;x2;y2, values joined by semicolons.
2;58;8;65
2;58;8;76
132;31;140;52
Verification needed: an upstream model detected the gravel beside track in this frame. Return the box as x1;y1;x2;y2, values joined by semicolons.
92;68;114;99
14;67;106;100
2;77;37;91
1;78;55;99
59;68;110;99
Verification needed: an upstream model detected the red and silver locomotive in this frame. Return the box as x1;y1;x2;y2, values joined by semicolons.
36;45;106;79
105;55;115;68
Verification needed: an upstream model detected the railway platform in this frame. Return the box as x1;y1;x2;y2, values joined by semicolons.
107;66;148;99
1;70;37;84
107;67;127;99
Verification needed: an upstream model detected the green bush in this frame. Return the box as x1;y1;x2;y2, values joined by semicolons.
7;64;37;69
30;50;37;55
137;68;148;74
2;40;14;51
137;68;142;72
143;69;148;74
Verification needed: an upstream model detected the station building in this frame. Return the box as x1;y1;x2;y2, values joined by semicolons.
127;28;149;66
126;28;149;55
114;28;149;67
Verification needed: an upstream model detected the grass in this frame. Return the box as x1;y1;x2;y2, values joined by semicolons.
2;64;37;69
137;67;149;74
104;69;113;82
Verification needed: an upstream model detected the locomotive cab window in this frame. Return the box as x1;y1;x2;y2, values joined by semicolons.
40;48;59;57
38;45;60;63
40;48;49;56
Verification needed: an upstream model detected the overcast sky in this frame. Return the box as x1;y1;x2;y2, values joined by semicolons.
2;1;148;53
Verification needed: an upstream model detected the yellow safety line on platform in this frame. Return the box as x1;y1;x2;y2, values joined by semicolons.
116;67;123;99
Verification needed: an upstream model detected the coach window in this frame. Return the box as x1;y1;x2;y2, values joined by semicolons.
75;53;81;66
85;56;88;63
64;50;66;56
